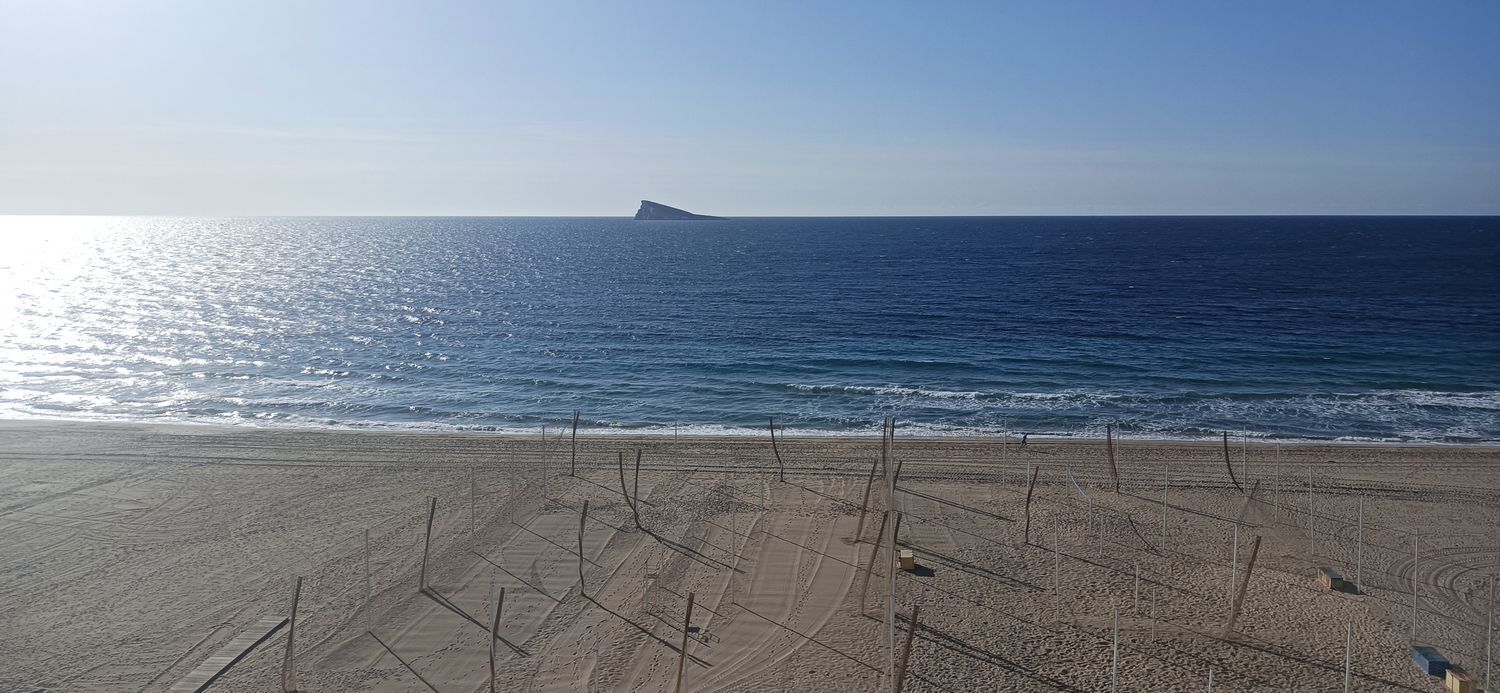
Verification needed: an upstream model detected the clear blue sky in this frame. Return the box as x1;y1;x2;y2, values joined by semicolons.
1;0;1496;215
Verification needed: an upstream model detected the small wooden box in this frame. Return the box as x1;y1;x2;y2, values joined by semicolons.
1317;566;1345;591
899;549;915;571
1445;665;1475;693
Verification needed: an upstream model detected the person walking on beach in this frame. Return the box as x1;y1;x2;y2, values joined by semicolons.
1020;433;1029;446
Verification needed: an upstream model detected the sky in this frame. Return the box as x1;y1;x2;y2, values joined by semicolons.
1;0;1497;216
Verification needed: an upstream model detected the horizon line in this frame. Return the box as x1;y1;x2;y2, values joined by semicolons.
3;212;1499;219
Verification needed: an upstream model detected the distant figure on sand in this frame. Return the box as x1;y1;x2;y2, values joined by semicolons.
1020;433;1029;446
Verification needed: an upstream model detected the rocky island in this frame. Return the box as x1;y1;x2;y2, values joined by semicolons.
633;200;726;220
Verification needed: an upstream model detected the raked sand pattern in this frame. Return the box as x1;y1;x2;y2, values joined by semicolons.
1;420;1497;691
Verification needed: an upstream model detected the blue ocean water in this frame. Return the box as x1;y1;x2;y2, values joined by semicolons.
0;216;1496;443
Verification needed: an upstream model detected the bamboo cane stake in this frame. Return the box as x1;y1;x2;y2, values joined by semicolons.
1222;535;1262;636
282;575;301;692
489;587;506;693
894;604;921;693
675;592;695;693
769;416;785;482
420;497;436;592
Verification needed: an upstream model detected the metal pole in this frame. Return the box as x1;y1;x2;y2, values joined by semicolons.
675;592;695;693
363;529;371;630
1111;604;1120;692
1485;573;1494;693
282;575;301;693
1229;524;1238;601
1344;622;1353;693
1355;497;1363;591
1411;533;1419;643
1054;514;1061;623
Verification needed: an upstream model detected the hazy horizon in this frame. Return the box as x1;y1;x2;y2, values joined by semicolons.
3;1;1497;216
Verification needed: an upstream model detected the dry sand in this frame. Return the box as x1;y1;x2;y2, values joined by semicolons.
1;420;1497;692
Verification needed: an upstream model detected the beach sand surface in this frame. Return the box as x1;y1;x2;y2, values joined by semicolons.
1;420;1496;691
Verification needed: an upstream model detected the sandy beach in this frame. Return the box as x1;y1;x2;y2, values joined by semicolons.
2;420;1496;692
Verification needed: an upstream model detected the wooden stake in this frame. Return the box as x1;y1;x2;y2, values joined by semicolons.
1222;535;1262;636
1222;431;1243;493
855;418;889;542
617;452;639;529
469;466;476;536
885;468;897;687
570;410;579;476
1134;561;1141;614
675;592;695;693
769;416;785;482
420;497;436;592
1105;423;1120;492
632;450;644;529
859;511;890;613
894;604;922;693
282;575;301;692
578;500;589;596
1023;465;1040;545
489;587;506;693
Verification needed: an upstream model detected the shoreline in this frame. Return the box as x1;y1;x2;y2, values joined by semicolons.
2;416;1495;449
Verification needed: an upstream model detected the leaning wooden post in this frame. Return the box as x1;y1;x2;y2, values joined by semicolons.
675;592;696;693
489;586;506;693
363;529;372;630
1111;604;1120;692
858;510;891;613
1486;573;1494;692
768;416;785;482
282;575;301;692
616;452;639;529
420;497;436;592
633;450;643;523
854;449;883;542
1222;431;1243;493
570;410;579;476
884;460;898;686
1105;423;1120;492
894;603;922;693
1022;465;1040;545
1221;535;1262;636
578;499;589;597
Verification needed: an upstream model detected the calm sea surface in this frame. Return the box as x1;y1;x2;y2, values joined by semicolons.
1;216;1496;442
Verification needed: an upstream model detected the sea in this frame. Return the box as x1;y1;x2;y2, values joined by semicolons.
1;215;1496;443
